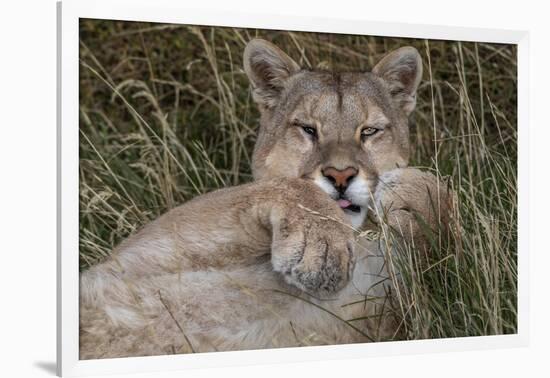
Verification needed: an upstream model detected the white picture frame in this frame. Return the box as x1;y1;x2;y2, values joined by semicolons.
57;0;529;376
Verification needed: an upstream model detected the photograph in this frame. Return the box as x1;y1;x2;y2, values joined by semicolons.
77;18;518;360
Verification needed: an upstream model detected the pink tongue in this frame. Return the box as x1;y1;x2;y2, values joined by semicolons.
337;199;352;209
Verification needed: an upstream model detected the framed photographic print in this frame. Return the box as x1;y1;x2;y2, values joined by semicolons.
57;0;529;376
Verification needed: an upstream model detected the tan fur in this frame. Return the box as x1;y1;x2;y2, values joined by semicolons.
80;39;452;359
372;168;455;246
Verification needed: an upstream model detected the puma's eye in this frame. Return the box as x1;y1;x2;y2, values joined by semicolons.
361;127;379;140
302;126;317;138
292;120;318;140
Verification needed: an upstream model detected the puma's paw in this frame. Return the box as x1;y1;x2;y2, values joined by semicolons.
270;208;355;295
372;168;454;243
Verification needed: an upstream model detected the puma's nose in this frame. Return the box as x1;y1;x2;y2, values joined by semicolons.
322;167;358;192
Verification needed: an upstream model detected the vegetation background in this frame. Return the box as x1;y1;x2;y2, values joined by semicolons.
79;19;517;341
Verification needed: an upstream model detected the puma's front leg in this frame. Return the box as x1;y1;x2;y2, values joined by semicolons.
173;177;357;294
84;178;354;296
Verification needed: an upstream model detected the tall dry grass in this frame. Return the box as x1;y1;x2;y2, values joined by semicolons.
79;19;517;339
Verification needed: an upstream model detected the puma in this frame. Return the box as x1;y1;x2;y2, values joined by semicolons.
79;39;453;359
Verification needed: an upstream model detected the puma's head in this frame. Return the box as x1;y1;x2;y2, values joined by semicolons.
244;39;422;228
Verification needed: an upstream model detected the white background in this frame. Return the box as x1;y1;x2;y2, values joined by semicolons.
0;0;547;377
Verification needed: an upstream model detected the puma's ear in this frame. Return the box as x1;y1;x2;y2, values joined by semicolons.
244;39;300;109
373;47;423;116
